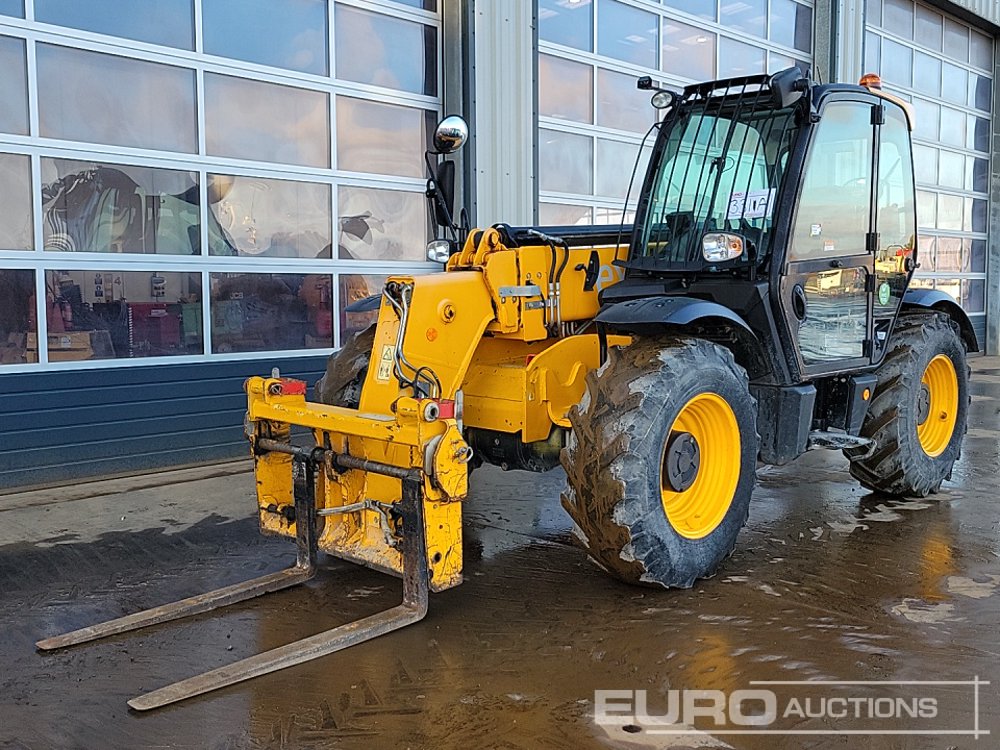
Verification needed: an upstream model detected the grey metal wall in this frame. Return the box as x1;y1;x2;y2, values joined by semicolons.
0;356;326;491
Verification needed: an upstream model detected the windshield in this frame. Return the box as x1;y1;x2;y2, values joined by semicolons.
634;95;800;270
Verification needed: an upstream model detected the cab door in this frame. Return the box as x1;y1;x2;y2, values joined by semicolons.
781;99;877;375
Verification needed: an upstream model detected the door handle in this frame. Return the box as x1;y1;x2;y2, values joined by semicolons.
792;284;807;321
829;259;844;268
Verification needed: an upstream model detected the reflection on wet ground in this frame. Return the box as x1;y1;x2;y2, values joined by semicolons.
1;363;999;749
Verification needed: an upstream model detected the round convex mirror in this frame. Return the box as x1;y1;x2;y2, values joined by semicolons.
433;115;469;154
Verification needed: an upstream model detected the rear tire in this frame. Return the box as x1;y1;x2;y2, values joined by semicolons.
315;324;375;407
847;313;969;497
561;337;758;588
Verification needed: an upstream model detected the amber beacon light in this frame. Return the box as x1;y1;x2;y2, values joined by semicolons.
859;72;882;89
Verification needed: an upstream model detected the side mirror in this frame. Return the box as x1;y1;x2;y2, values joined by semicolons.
432;115;468;154
434;160;456;228
769;67;808;109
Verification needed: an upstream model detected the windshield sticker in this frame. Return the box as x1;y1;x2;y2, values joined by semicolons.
823;240;835;252
726;188;775;221
878;282;892;305
810;224;822;236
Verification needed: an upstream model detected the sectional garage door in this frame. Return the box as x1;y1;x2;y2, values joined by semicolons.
866;0;993;345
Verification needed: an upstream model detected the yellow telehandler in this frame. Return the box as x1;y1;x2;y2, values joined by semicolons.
38;69;977;710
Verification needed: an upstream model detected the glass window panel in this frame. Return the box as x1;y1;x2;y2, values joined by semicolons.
938;107;964;148
912;143;936;184
210;272;331;353
864;32;880;75
937;193;962;230
969;74;992;113
662;21;715;81
0;153;32;251
665;0;715;20
867;0;882;26
336;97;433;179
938;150;964;189
337;186;427;262
40;159;200;255
595;206;634;223
539;54;593;123
539;202;593;226
335;5;436;96
935;277;961;304
943;18;968;62
882;0;912;37
969;239;986;272
770;0;812;52
35;0;193;49
391;0;435;10
916;189;936;228
44;269;202;359
791;102;874;262
203;0;327;75
596;139;641;199
37;44;196;153
205;74;329;168
0;0;22;16
340;274;387;340
720;0;766;38
910;97;939;141
538;0;593;51
597;68;655;132
962;279;985;313
206;175;331;259
597;0;658;69
880;38;912;87
539;129;593;195
918;235;934;270
769;52;794;73
970;197;987;233
0;36;28;136
719;38;766;78
912;52;941;97
934;236;962;271
914;6;942;50
970;29;993;71
941;63;966;104
969;117;990;153
0;269;33;364
969;157;988;193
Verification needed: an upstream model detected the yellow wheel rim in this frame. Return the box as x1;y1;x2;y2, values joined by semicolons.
916;354;959;458
660;392;741;540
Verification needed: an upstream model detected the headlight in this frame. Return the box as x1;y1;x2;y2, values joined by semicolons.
702;233;744;263
426;239;452;263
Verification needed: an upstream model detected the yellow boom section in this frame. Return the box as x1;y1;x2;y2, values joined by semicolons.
247;227;626;591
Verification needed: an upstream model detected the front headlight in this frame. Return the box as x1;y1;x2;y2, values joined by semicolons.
426;239;452;263
702;232;744;263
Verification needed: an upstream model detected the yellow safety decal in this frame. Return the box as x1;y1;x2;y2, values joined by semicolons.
376;344;395;382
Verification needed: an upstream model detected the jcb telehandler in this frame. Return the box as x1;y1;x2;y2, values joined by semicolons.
39;68;976;710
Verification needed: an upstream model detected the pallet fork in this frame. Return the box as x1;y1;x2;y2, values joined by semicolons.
36;441;430;712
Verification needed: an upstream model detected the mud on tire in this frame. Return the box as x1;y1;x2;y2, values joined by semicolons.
315;324;375;408
560;337;758;588
847;312;970;497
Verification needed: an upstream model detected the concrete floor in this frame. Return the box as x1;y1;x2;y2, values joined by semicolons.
1;360;999;749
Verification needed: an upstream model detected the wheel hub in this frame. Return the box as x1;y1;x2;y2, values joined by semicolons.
917;383;931;426
663;431;701;492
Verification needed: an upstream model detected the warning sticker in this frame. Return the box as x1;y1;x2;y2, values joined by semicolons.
727;188;776;221
376;344;395;382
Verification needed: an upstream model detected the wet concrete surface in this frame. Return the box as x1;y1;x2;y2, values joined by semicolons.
1;362;999;749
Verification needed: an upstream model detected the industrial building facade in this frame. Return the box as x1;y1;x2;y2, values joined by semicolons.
0;0;997;488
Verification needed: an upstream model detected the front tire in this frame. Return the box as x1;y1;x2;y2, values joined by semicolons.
847;313;969;496
315;324;375;407
561;337;758;588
